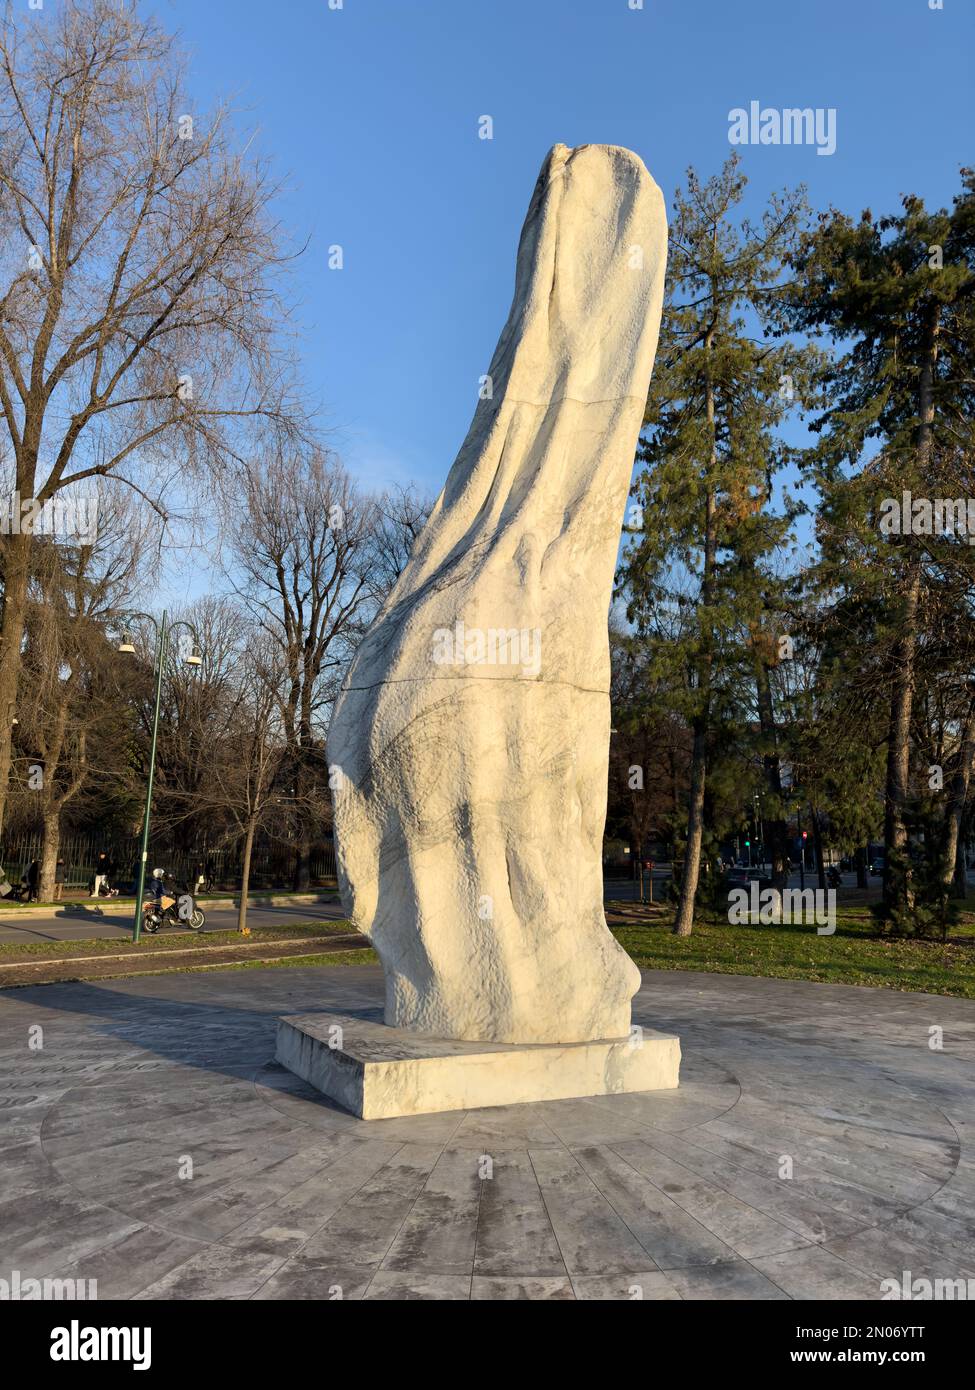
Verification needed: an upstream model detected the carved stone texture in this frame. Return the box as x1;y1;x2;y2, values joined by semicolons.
327;143;667;1043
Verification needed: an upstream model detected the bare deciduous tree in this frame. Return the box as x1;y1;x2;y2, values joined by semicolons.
0;0;302;832
370;483;432;599
229;444;377;889
198;636;289;932
13;486;151;895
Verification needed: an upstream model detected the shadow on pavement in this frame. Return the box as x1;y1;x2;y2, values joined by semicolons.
2;971;382;1083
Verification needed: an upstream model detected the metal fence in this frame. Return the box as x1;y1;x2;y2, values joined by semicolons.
0;831;336;893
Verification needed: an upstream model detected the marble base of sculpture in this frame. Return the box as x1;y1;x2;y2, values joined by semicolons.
276;1013;681;1120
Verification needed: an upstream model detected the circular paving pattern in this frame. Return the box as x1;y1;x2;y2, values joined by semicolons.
2;966;973;1299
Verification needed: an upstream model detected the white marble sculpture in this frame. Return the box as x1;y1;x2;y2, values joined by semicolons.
327;143;667;1045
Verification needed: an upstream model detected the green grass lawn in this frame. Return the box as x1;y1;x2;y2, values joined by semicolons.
196;948;378;973
612;904;975;999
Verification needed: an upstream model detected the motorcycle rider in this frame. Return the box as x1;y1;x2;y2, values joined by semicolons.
142;867;165;931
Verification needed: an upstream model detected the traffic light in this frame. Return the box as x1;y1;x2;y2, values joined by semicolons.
801;831;808;840
744;839;750;847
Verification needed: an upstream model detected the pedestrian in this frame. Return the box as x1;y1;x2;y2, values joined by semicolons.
54;858;66;901
91;851;110;898
26;858;40;903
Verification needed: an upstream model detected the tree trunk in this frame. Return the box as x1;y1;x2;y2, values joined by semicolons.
291;747;312;891
882;563;920;915
883;306;939;918
855;845;868;890
0;532;32;837
674;719;707;936
237;819;257;933
39;808;61;901
756;661;788;889
673;334;718;939
954;840;968;899
942;695;975;895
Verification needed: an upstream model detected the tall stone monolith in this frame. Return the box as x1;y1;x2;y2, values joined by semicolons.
326;142;667;1045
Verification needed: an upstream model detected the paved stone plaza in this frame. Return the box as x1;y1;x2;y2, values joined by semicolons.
1;966;973;1300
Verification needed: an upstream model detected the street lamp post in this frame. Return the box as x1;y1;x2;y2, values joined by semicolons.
118;610;202;942
752;795;760;872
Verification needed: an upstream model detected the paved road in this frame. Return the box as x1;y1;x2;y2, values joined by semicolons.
0;899;348;945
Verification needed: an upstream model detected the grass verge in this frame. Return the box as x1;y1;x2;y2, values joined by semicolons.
0;922;354;963
186;948;378;974
612;904;975;999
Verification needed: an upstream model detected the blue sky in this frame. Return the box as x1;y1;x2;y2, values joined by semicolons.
158;0;972;548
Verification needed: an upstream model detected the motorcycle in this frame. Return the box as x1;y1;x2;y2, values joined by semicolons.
826;866;842;889
141;877;205;933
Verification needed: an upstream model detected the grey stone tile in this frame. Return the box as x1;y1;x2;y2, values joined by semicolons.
381;1146;480;1275
473;1148;567;1278
451;1104;562;1150
824;1223;975;1285
0;1190;143;1275
879;1206;975;1272
61;1225;206;1300
471;1275;575;1300
677;1122;910;1226
0;1140;61;1201
610;1140;809;1259
665;1262;791;1300
634;1127;864;1244
294;1143;442;1267
250;1264;372;1300
750;1246;884;1300
573;1145;740;1269
585;1088;737;1134
134;1239;291;1299
573;1271;681;1300
527;1146;661;1275
927;1163;975;1223
225;1138;404;1244
528;1099;652;1147
362;1271;470;1300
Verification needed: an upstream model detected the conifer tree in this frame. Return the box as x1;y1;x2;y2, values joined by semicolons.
620;159;815;935
778;172;975;915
